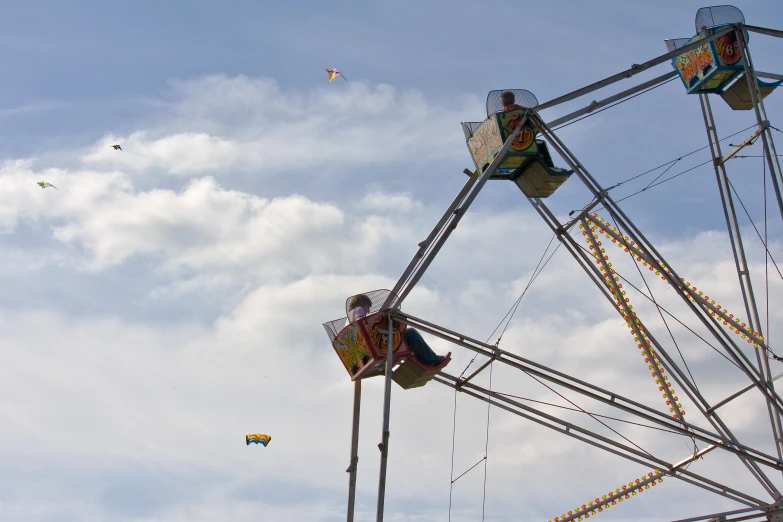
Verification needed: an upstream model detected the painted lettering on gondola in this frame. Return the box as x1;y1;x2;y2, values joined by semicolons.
674;35;715;88
502;112;535;151
468;117;503;168
714;32;741;65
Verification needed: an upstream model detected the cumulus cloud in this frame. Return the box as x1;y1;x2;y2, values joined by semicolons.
1;73;781;522
360;191;422;213
79;76;483;178
3;205;779;521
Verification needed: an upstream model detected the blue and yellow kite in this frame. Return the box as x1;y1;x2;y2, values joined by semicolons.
246;433;271;446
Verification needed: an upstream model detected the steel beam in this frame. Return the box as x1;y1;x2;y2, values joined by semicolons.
720;127;765;165
381;171;478;310
698;91;783;462
587;217;777;361
531;114;782;499
735;27;783;472
671;506;778;522
388;115;531;310
545;71;678;128
744;25;783;40
458;356;496;387
709;372;783;414
757;71;783;81
535;26;733;111
347;380;361;522
433;374;765;507
375;315;395;521
737;29;783;223
393;311;783;471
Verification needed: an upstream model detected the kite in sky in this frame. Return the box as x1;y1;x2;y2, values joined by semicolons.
37;181;57;189
111;144;122;151
246;433;271;446
325;68;347;82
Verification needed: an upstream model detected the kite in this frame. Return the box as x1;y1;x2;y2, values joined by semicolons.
246;433;271;446
37;181;57;189
111;144;122;151
325;68;347;82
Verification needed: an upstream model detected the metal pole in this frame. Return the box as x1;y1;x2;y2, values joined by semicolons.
347;380;361;522
534;26;733;111
698;93;764;340
391;115;530;309
381;172;478;310
744;24;783;39
710;371;783;413
736;25;783;222
530;116;783;498
756;72;783;81
396;312;783;471
432;375;766;507
545;71;678;128
671;506;777;522
535;113;781;397
376;314;395;521
734;26;783;467
699;92;783;463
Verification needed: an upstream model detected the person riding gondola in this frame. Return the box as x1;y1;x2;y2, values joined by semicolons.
346;294;449;366
500;90;525;112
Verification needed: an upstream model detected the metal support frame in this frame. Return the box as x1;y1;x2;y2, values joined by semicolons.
376;315;395;521
736;26;783;222
545;70;678;128
393;311;783;472
535;26;733;112
382;115;530;311
355;20;783;522
586;216;779;365
346;380;361;522
697;89;783;462
676;504;783;522
528;110;782;499
672;505;780;522
757;71;783;82
381;171;478;310
710;372;783;414
745;25;783;40
370;106;783;514
720;127;765;165
433;372;765;508
734;27;783;478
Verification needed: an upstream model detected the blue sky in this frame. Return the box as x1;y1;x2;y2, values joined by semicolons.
1;1;782;521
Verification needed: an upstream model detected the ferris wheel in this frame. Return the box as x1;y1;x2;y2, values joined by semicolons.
322;5;783;522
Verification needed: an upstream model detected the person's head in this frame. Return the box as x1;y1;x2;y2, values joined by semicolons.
500;91;515;107
349;294;372;312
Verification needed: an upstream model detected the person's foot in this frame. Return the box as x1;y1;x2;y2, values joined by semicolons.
432;353;450;365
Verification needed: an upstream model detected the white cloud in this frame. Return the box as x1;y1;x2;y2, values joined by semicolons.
2;221;781;521
360;191;422;213
79;75;484;177
1;74;781;522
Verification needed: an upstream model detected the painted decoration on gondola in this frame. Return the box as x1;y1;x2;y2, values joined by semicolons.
674;34;716;89
467;117;503;171
672;27;748;94
501;112;535;151
365;313;403;356
714;31;741;65
333;323;370;372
